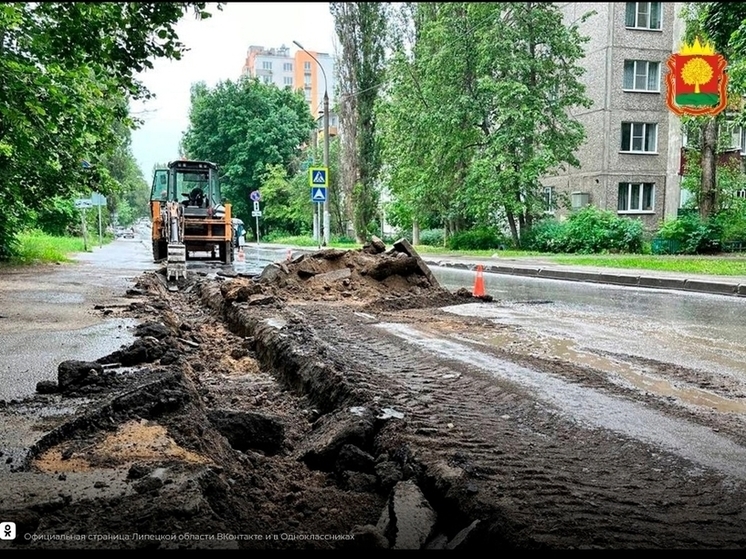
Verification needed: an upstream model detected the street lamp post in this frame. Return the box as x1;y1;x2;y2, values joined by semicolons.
293;40;330;246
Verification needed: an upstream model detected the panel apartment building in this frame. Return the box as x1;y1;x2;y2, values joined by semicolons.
241;44;338;136
542;2;687;228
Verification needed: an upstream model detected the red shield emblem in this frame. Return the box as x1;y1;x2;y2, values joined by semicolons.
666;39;728;117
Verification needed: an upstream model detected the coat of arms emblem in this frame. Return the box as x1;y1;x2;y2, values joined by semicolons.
666;37;728;117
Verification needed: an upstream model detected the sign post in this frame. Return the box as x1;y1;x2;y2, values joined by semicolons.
91;193;107;248
309;167;328;249
75;198;93;251
81;209;88;251
250;191;262;246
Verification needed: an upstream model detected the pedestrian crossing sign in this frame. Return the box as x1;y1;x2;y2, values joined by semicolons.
308;166;328;187
311;187;327;202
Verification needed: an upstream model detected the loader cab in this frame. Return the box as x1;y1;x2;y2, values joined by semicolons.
150;168;170;201
168;160;222;217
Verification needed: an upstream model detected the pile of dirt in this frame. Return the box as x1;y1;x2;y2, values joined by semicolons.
220;237;479;311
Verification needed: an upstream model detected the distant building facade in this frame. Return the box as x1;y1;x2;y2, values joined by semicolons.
241;44;338;134
542;2;687;228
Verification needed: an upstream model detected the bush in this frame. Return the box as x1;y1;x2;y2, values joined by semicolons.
714;208;746;243
447;227;508;251
418;228;444;247
523;207;644;254
522;218;566;252
605;215;645;253
560;206;643;253
33;196;77;237
656;214;721;254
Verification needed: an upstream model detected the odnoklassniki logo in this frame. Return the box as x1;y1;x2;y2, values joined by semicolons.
666;37;728;117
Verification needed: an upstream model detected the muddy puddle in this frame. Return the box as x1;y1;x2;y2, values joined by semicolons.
440;302;746;387
378;321;746;480
453;328;746;415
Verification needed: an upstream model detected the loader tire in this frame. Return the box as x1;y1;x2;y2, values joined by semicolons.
153;240;168;262
220;241;233;264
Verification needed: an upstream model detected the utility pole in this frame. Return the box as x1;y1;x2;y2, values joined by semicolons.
294;40;331;246
323;89;330;246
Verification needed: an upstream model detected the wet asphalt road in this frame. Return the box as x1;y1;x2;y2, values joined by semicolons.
434;267;746;382
0;233;156;401
0;233;284;401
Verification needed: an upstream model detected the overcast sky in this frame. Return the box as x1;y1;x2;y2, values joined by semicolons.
129;2;336;182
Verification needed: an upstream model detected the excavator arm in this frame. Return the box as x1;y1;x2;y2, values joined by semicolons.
164;201;187;280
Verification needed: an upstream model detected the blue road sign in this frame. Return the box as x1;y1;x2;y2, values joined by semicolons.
311;187;327;203
308;166;328;187
250;190;261;202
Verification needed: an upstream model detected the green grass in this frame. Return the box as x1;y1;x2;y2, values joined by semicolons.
548;254;746;276
4;231;99;265
266;235;361;249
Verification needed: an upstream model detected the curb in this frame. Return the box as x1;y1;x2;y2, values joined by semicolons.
423;260;746;298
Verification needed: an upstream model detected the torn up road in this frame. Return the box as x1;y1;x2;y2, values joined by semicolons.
1;238;746;550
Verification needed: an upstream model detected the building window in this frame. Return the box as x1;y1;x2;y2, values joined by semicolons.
304;61;311;71
304;73;312;86
542;186;555;213
283;62;293;72
737;189;746;199
625;2;662;30
729;126;746;155
621;122;658;153
262;61;272;71
262;75;273;85
623;60;660;92
283;76;293;86
618;182;655;212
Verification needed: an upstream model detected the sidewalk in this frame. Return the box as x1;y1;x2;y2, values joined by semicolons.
417;253;746;298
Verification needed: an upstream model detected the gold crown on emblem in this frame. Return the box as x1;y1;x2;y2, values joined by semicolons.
678;37;716;56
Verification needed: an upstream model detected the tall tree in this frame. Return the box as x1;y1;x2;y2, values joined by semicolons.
702;2;746;92
330;2;389;242
102;122;151;223
681;2;746;218
0;2;220;259
378;2;591;245
180;77;315;226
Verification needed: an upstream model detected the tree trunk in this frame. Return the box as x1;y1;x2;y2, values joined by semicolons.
506;211;519;246
699;118;718;219
517;213;526;243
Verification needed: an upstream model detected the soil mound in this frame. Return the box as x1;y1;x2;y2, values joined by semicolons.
221;237;475;309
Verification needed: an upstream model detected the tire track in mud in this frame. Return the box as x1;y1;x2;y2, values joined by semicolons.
291;304;746;549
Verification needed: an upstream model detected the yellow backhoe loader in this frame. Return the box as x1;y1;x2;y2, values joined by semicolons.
150;160;233;280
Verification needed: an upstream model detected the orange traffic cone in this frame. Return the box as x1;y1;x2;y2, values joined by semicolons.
237;248;245;262
472;264;486;297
